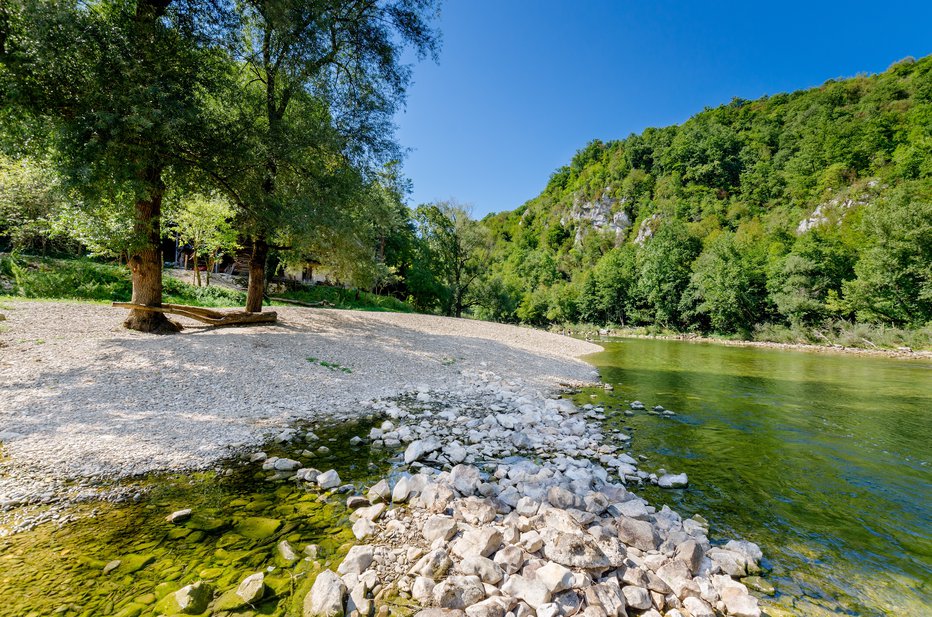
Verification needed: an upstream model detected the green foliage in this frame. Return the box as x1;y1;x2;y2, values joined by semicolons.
276;285;412;313
475;56;932;343
635;220;701;327
684;232;768;334
0;254;132;301
842;181;932;325
414;202;489;318
306;357;352;373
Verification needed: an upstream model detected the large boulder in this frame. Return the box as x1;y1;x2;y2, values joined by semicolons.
501;575;552;609
304;570;347;617
236;572;265;604
542;532;611;569
534;561;574;594
433;575;486;609
337;545;374;576
615;516;660;551
423;515;459;543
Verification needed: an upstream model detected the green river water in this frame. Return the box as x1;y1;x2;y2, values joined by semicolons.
581;339;932;617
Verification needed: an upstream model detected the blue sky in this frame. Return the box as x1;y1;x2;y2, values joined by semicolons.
393;0;932;217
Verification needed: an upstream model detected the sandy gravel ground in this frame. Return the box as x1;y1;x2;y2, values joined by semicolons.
0;301;600;488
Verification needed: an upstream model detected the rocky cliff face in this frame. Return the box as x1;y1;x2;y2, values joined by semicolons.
561;190;632;245
796;180;879;234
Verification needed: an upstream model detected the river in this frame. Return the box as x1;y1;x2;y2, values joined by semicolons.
580;338;932;616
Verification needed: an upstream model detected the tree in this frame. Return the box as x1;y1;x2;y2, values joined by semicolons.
843;182;932;325
0;154;70;253
1;0;230;332
685;232;767;334
768;228;855;327
214;0;440;313
415;202;489;318
166;192;238;286
636;219;701;327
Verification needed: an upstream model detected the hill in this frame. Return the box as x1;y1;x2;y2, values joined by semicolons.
475;56;932;341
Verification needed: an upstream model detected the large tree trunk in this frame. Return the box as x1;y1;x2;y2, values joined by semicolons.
245;237;269;313
124;186;181;333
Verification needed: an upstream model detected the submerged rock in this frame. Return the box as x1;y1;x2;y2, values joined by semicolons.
165;508;192;524
234;517;282;540
657;473;688;489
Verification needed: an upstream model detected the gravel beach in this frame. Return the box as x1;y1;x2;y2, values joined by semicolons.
0;301;599;496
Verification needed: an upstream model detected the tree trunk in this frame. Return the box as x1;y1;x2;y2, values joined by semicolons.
245;237;269;312
124;187;181;334
193;249;201;287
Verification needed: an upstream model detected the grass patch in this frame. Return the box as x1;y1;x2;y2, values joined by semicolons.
0;253;244;307
274;285;413;313
752;320;932;351
306;357;352;373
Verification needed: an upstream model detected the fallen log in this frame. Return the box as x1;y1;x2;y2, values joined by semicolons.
268;296;334;308
112;302;277;326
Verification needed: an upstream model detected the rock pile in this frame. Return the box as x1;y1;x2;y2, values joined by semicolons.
297;369;763;617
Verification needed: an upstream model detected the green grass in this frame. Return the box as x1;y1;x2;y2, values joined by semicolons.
553;319;931;351
306;356;352;373
273;285;413;313
0;253;414;314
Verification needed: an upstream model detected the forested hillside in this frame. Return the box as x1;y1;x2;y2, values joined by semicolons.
475;56;932;339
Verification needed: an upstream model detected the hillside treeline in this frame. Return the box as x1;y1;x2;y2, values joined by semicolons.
475;56;931;337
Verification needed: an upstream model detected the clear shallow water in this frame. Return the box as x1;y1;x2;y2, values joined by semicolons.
0;417;391;617
582;339;932;616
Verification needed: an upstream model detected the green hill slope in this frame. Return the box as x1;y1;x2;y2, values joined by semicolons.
477;55;932;342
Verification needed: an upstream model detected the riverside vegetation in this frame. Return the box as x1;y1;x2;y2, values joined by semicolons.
2;55;930;346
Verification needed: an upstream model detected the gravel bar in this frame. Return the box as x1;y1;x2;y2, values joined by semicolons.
0;301;600;496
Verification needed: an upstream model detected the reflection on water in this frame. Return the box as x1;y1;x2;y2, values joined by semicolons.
583;339;932;616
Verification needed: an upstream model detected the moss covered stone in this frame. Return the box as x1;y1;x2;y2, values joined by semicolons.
234;517;282;540
115;553;155;575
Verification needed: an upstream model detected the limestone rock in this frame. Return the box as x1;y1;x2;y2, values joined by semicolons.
423;515;458;543
174;581;212;615
501;575;552;609
317;469;342;490
412;576;436;604
337;545;374;576
616;516;660;551
433;575;486;609
458;555;504;585
465;597;512;617
304;570;347;617
584;579;626;617
352;518;376;540
236;572;265;604
368;479;391;503
657;473;688;489
622;585;651;610
681;597;714;617
166;509;192;524
542;532;611;569
452;528;503;559
405;437;442;464
535;561;574;594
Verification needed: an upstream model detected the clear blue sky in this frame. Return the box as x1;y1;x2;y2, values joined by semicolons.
393;0;932;217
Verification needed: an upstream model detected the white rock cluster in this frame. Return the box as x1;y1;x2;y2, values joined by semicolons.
303;369;763;617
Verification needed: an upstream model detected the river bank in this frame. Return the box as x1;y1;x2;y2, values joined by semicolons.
0;300;598;512
557;326;931;360
0;301;768;616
